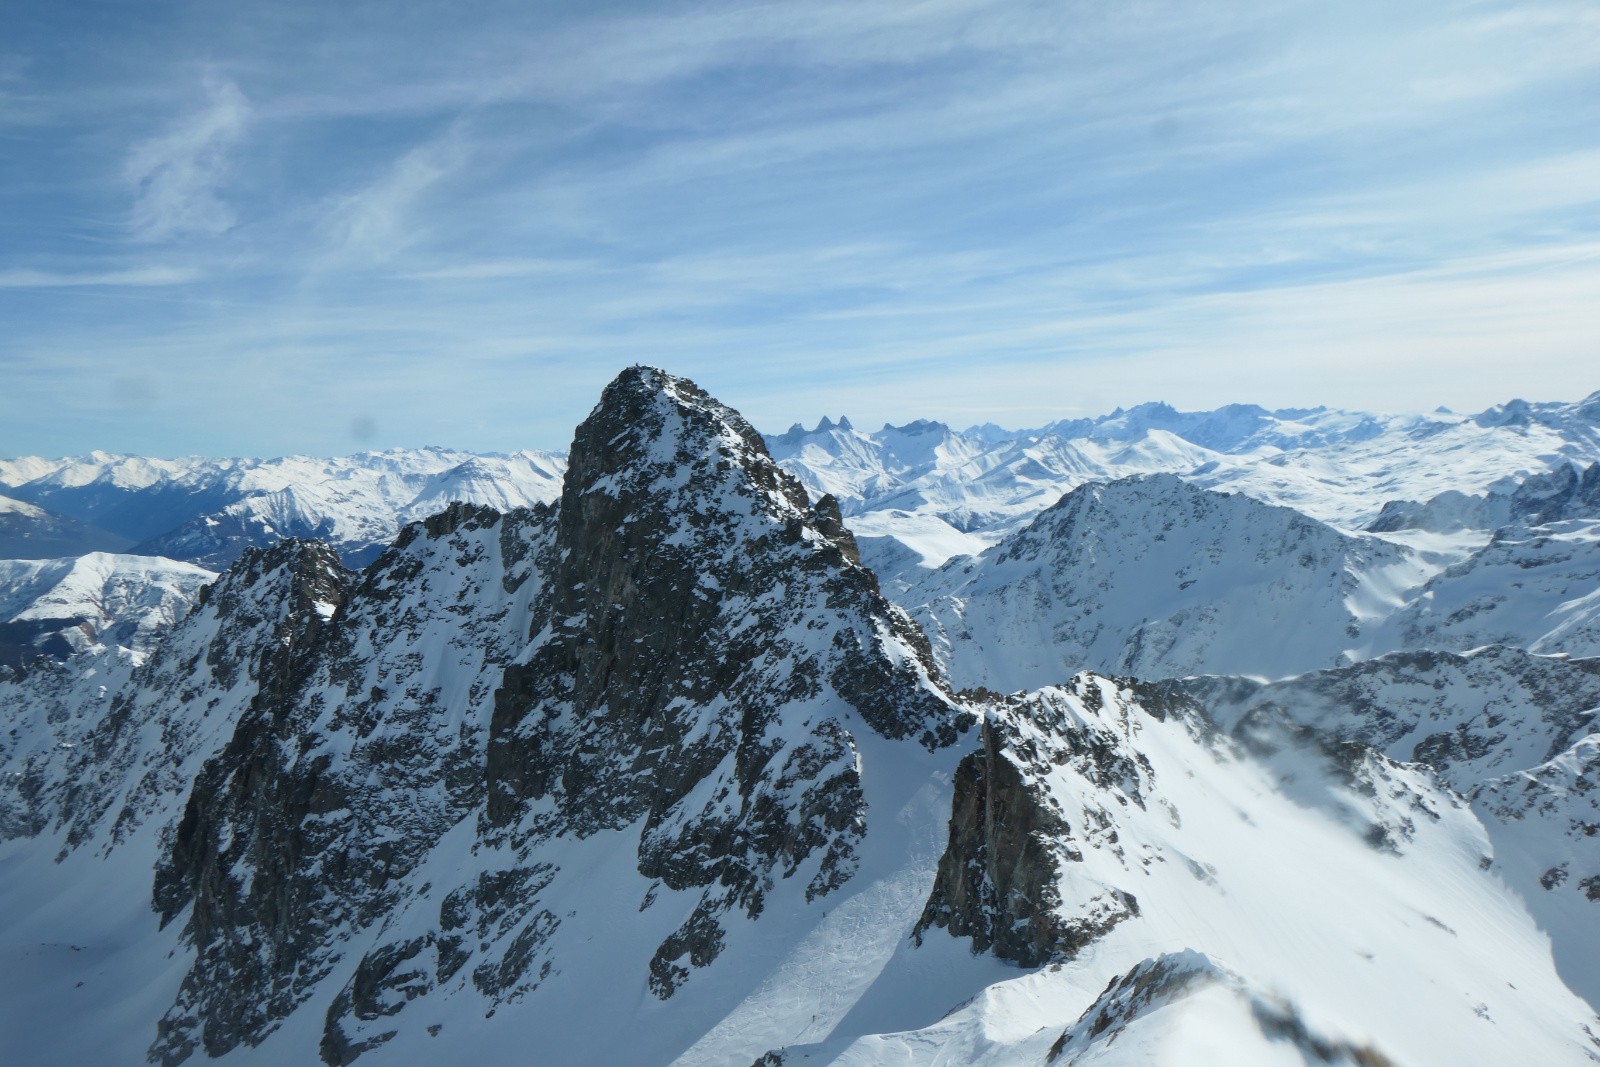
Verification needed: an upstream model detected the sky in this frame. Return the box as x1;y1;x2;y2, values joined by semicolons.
1;0;1597;458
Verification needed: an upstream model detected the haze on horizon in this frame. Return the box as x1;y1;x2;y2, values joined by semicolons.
2;0;1596;458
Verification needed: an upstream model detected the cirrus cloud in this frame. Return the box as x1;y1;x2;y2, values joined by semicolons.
123;75;250;241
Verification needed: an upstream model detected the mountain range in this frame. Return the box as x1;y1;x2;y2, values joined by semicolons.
2;371;1598;1065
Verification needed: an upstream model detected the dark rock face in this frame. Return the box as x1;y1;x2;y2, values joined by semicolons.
190;539;350;691
319;936;434;1066
147;540;358;1063
1508;462;1600;526
915;677;1154;966
0;541;353;857
0;650;117;840
915;719;1081;965
477;367;958;998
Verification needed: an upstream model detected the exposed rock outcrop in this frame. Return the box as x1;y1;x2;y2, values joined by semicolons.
916;676;1162;965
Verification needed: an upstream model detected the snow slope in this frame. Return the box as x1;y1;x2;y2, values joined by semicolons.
786;676;1600;1066
1379;519;1600;659
1170;646;1600;1012
1369;461;1600;535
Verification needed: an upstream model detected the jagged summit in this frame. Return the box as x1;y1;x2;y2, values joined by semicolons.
560;366;867;574
566;366;805;510
1369;460;1600;534
9;387;1600;593
192;537;350;627
776;415;856;441
881;417;949;435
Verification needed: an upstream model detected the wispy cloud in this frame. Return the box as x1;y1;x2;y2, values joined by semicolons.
0;266;199;288
398;258;593;282
322;128;469;263
122;75;250;241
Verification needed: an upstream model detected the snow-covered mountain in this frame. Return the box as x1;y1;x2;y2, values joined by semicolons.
905;474;1433;689
1369;461;1600;535
0;553;215;667
3;370;1599;1066
398;451;566;522
887;461;1600;695
0;448;568;569
7;391;1597;586
1377;519;1600;659
767;392;1600;583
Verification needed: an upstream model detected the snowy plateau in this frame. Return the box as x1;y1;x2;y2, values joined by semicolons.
2;368;1599;1066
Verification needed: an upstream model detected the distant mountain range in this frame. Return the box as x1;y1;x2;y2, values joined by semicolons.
0;448;567;568
5;391;1598;671
5;391;1598;576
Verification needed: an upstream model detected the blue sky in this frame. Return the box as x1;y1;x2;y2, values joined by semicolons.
2;0;1597;457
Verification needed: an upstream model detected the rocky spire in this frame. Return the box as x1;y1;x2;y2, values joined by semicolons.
479;366;960;1000
486;367;951;833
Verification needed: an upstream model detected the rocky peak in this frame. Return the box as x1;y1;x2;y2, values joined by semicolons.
488;361;958;826
997;472;1368;570
1474;397;1535;428
10;540;344;839
189;538;351;693
8;374;1600;1066
994;474;1191;564
195;535;350;615
915;676;1157;966
557;366;816;554
1514;461;1600;525
882;417;949;436
1367;461;1600;534
471;367;961;991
